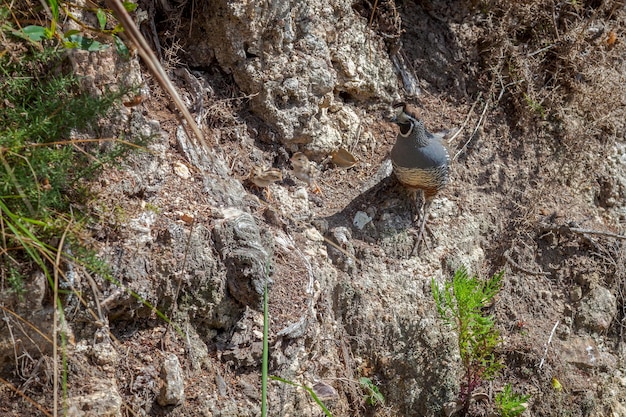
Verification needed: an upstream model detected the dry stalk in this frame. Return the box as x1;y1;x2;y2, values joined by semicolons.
449;92;482;160
105;0;206;150
503;249;550;277
0;376;53;417
538;320;560;369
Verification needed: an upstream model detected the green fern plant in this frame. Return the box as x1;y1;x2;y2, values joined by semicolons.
432;267;504;416
359;377;385;407
496;384;530;417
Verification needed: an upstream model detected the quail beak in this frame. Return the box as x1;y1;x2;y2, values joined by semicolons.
390;102;406;123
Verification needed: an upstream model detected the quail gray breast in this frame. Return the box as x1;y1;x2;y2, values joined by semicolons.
390;102;450;253
390;103;450;199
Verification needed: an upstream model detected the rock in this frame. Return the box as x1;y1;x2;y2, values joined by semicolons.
66;378;122;417
238;380;260;401
353;210;373;230
158;354;185;406
611;400;626;417
312;381;338;402
173;161;192;179
559;335;617;370
277;316;308;339
191;0;398;153
222;308;265;367
569;285;583;302
575;286;617;332
215;372;228;397
213;209;273;308
91;341;119;368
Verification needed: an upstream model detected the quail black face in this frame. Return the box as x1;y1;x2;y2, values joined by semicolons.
392;102;420;137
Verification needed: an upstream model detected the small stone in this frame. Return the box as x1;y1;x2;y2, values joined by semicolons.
556;323;571;339
304;227;324;242
180;213;194;224
277;316;308;339
312;381;338;402
353;211;372;230
158;354;185;406
66;378;122;417
561;337;601;368
91;341;119;367
559;335;617;369
293;187;308;200
173;161;192;179
238;380;260;400
569;286;582;301
575;286;617;332
215;372;228;397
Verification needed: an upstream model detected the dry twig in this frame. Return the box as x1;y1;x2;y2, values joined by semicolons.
504;249;550;277
453;94;490;161
539;320;560;369
448;92;481;153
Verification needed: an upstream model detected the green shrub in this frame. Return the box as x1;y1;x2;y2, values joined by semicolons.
432;267;504;415
496;384;530;417
0;8;129;290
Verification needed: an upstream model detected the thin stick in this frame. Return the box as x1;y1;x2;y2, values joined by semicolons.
569;227;626;240
52;222;70;417
504;250;550;277
106;0;206;150
539;320;560;369
448;92;482;147
0;376;53;417
0;305;53;344
453;94;489;161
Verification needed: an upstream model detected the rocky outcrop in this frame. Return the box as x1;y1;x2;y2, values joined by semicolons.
190;0;399;154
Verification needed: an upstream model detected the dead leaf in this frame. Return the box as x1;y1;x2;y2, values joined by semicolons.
331;148;357;168
180;213;194;224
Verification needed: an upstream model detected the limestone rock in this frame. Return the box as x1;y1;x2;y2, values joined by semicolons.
191;0;399;153
575;286;617;332
213;209;273;308
66;378;122;417
158;354;185;406
559;335;617;370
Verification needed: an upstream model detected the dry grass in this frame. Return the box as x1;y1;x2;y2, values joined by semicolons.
481;1;625;138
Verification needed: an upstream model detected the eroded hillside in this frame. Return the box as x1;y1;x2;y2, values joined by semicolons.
1;1;625;416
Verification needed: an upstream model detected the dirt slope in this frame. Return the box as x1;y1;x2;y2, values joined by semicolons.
1;1;625;416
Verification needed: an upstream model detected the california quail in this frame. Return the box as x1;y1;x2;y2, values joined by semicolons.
390;102;450;251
